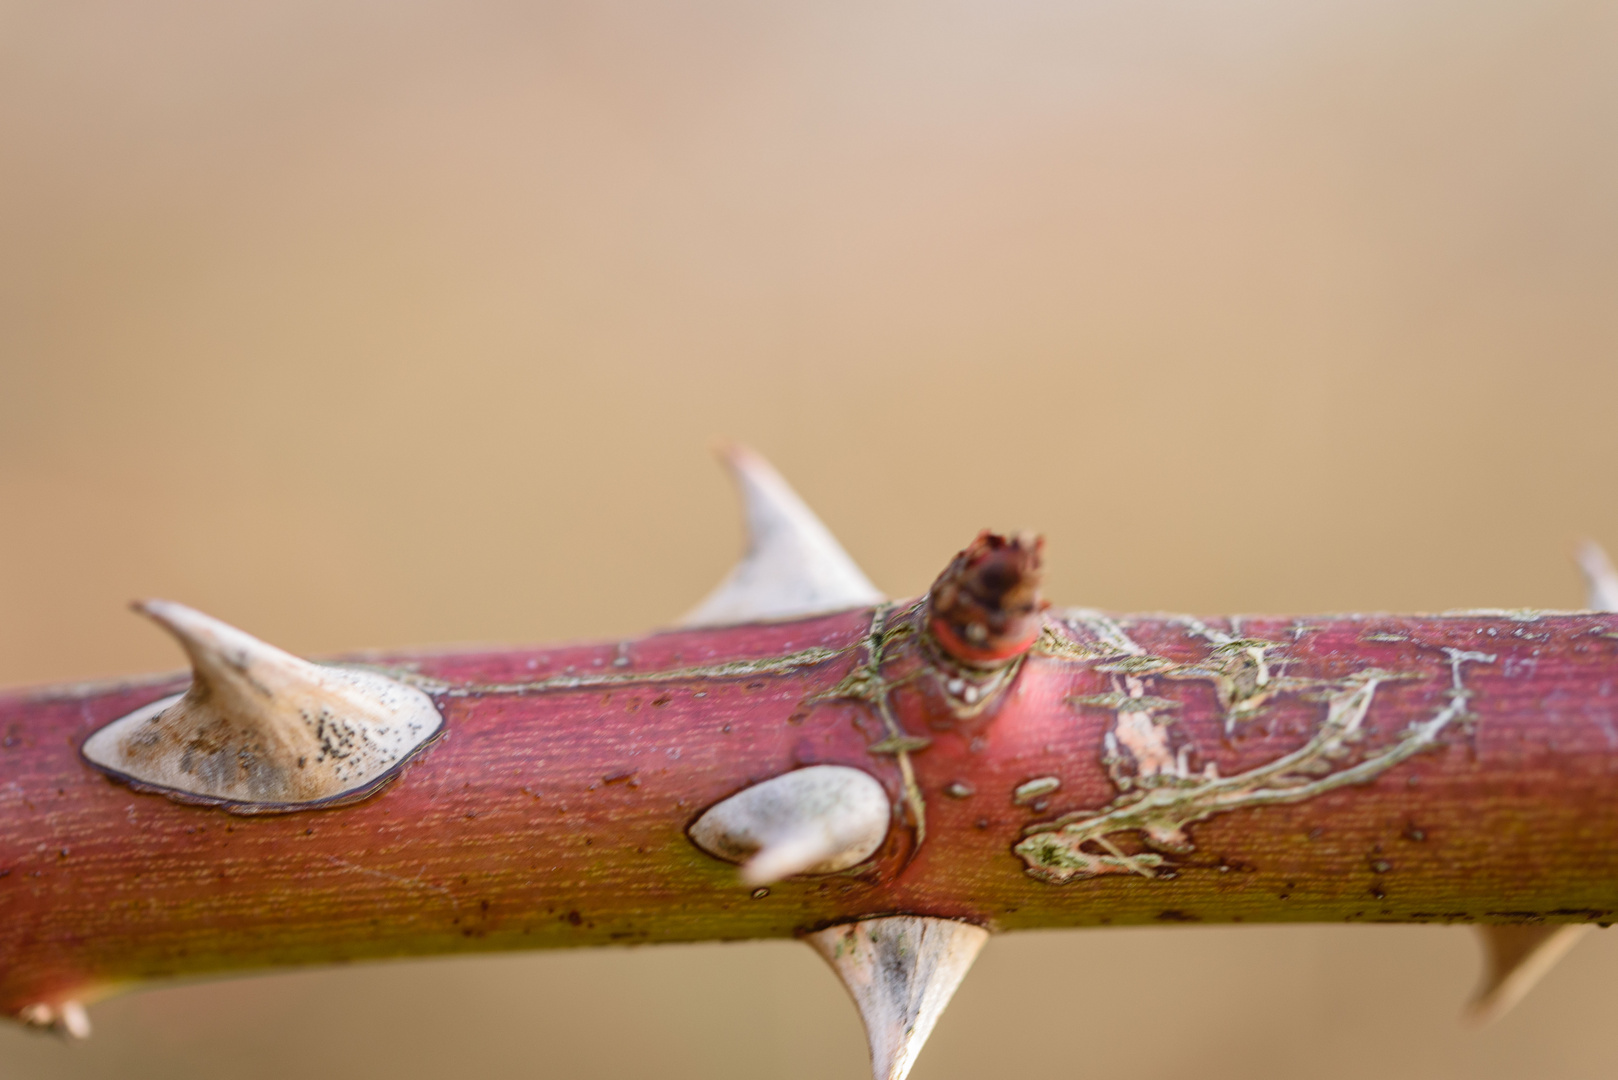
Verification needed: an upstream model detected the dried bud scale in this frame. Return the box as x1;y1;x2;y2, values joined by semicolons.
925;531;1049;667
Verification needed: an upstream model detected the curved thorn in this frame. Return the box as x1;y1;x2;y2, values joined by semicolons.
81;601;442;811
680;443;883;627
1469;924;1592;1025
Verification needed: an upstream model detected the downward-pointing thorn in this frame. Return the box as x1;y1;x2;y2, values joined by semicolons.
57;1002;90;1040
1469;924;1592;1024
18;1000;90;1039
805;916;988;1080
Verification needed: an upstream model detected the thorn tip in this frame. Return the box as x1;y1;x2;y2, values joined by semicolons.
58;1002;90;1040
680;443;883;627
1468;924;1592;1024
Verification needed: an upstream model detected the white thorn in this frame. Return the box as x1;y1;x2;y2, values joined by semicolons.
57;1001;90;1040
17;1003;53;1028
687;766;890;885
680;443;883;627
806;916;988;1080
1577;540;1618;612
81;601;443;810
1469;924;1593;1024
740;828;847;887
16;1001;89;1039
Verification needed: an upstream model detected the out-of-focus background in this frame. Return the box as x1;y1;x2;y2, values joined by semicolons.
2;1;1616;1077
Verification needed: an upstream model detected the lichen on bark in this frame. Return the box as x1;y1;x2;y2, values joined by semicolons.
1015;614;1496;883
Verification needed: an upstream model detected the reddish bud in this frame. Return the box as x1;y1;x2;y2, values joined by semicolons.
926;531;1049;667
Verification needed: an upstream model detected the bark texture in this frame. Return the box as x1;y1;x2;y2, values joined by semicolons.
2;601;1616;1013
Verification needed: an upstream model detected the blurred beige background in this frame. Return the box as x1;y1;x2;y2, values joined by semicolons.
2;1;1617;1077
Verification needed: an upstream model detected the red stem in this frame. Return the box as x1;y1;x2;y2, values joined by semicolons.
1;603;1615;1012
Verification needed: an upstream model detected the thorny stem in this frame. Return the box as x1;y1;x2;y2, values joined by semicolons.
3;602;1617;1022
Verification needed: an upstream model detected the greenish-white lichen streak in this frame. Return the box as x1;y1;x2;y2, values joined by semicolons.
1017;627;1495;883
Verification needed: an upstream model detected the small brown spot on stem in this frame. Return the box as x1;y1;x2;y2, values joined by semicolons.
1156;909;1201;922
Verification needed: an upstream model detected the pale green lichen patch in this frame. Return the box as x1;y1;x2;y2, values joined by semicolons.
1443;608;1546;622
1071;692;1181;713
1031;624;1107;662
1017;647;1495;883
809;605;933;850
379;645;847;697
1060;610;1146;658
868;735;933;754
1095;655;1182;676
1013;777;1061;804
1162;619;1291;731
1016;832;1165;878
